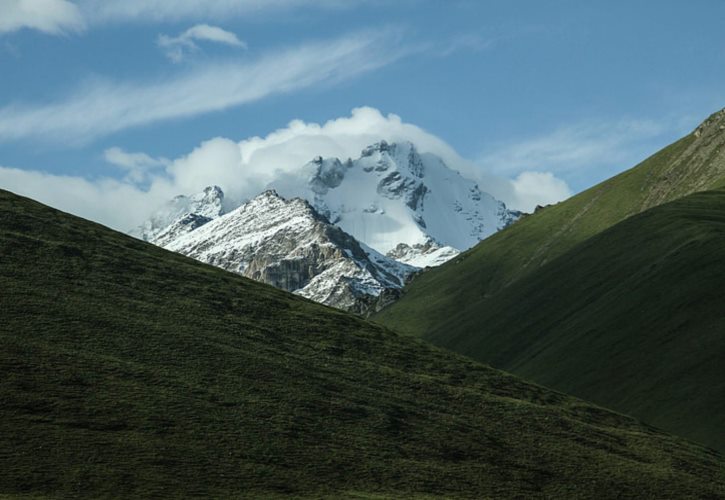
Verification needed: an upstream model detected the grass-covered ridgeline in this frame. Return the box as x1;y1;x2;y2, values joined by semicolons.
2;189;725;498
403;189;725;452
375;109;725;454
376;110;725;341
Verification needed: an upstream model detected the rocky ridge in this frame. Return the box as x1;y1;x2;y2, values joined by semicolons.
134;141;521;312
151;189;415;314
271;141;520;265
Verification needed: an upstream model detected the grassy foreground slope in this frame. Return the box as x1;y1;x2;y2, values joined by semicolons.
375;109;725;338
1;191;724;498
413;189;725;452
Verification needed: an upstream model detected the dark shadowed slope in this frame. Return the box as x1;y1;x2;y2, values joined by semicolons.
384;188;725;453
376;108;725;340
1;189;724;499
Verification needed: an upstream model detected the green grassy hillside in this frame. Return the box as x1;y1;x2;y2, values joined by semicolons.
483;188;725;450
375;109;725;339
2;190;725;498
384;188;725;453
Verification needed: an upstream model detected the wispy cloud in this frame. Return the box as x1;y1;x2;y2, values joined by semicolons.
433;34;495;57
0;29;406;144
2;41;21;58
1;0;372;37
0;0;85;36
104;146;169;183
78;0;365;24
158;24;247;63
478;118;682;182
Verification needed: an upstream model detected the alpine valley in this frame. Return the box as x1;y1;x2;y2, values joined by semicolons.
134;141;520;313
4;111;725;499
3;188;725;498
7;4;725;498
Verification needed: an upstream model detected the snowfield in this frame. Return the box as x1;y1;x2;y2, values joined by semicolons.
133;141;520;312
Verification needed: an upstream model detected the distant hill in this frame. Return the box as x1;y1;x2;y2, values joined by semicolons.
375;109;725;453
1;188;724;498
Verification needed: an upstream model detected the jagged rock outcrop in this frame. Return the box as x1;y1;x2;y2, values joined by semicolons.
148;189;415;314
386;239;460;268
134;141;522;313
270;140;521;266
131;185;225;241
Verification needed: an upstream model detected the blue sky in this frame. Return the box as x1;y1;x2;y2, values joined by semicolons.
2;0;725;228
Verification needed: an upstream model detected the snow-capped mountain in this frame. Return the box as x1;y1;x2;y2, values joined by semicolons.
131;186;225;242
134;141;520;313
270;140;520;266
148;189;415;314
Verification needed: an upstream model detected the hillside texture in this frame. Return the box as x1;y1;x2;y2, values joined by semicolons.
376;109;725;339
2;189;725;498
394;190;725;451
375;111;725;453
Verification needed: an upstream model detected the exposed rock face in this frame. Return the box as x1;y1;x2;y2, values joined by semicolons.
131;185;225;241
133;141;522;313
148;189;415;314
640;107;725;209
270;140;521;264
386;239;460;268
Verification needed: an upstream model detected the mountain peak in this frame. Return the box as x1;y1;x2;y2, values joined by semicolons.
693;107;725;139
270;140;518;255
256;188;282;200
189;185;225;207
248;189;318;213
360;140;418;158
307;157;346;195
361;140;393;157
202;184;224;197
131;185;225;241
154;187;415;314
137;140;519;311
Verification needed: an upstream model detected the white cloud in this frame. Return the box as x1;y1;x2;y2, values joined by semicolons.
0;166;159;230
0;29;405;144
0;0;85;35
166;137;246;200
0;0;374;37
104;146;169;183
478;118;671;178
222;106;570;210
79;0;371;23
433;33;495;57
158;24;247;63
0;107;571;234
78;0;362;24
511;171;572;213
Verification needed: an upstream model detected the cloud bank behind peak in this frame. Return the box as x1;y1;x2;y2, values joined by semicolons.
0;107;571;233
